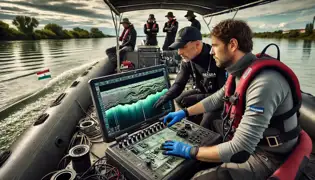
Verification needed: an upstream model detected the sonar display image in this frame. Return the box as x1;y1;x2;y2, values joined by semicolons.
100;76;171;135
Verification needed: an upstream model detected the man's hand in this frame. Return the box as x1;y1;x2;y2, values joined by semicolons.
153;95;168;109
147;29;151;32
163;110;186;127
161;140;192;159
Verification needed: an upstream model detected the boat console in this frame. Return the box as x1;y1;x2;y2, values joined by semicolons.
125;46;181;73
88;65;221;180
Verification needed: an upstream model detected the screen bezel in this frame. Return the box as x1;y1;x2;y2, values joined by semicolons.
88;64;175;143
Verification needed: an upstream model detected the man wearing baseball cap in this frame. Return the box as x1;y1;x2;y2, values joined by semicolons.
154;26;226;128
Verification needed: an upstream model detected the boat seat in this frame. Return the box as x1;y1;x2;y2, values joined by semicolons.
268;130;312;180
125;51;138;67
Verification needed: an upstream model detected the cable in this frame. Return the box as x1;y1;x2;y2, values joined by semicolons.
76;100;98;124
81;174;108;180
40;170;59;180
57;154;70;169
43;104;122;180
77;155;120;180
91;151;101;159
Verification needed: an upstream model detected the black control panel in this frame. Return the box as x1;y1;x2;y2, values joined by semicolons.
106;120;221;180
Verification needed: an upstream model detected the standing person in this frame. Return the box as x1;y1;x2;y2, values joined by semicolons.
105;18;137;67
185;10;201;31
144;14;159;46
162;12;178;51
160;19;302;180
154;26;226;128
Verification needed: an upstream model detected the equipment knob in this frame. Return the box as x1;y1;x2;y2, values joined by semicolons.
118;142;123;148
141;131;145;138
128;137;133;144
145;129;149;136
123;139;128;146
185;123;192;130
149;127;154;133
132;135;137;142
137;133;142;140
145;158;152;167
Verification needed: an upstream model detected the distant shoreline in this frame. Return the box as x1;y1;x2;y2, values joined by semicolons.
202;30;315;40
0;18;114;41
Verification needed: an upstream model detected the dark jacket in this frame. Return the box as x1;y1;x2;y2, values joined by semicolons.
165;43;226;99
143;21;159;45
162;19;178;50
190;18;201;31
120;25;137;50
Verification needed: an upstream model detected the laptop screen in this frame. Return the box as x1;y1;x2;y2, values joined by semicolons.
89;65;174;142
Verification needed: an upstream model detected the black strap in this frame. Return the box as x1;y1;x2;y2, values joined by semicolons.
259;126;301;147
269;102;301;131
189;61;197;88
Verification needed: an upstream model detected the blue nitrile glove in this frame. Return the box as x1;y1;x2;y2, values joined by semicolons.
161;140;192;159
163;110;186;127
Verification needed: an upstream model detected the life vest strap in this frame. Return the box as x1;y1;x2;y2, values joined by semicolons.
269;102;301;132
259;126;301;147
222;94;238;104
229;95;239;105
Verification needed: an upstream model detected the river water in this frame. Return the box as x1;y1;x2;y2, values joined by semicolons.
0;37;314;150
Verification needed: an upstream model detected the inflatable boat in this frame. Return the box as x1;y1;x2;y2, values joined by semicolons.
0;55;314;180
0;0;314;180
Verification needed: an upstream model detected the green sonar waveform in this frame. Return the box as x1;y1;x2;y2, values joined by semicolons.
105;89;168;129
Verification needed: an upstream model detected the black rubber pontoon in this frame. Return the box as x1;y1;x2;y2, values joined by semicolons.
0;58;115;180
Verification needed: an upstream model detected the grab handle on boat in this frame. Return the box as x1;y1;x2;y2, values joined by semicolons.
50;93;66;107
70;81;80;88
34;113;49;126
81;70;89;77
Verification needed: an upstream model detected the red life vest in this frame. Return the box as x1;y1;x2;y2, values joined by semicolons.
222;54;302;147
146;22;157;29
119;27;131;41
167;19;176;26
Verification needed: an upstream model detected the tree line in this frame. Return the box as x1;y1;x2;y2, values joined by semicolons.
0;16;113;41
202;17;315;40
203;29;315;40
253;17;315;40
253;30;315;40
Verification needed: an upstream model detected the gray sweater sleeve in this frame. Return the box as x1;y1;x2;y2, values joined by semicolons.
217;70;289;162
200;86;225;112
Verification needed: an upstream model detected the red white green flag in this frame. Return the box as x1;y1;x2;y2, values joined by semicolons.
37;69;51;80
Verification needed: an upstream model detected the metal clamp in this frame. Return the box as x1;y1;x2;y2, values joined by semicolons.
266;136;283;147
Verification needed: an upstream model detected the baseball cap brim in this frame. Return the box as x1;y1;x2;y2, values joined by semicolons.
169;40;187;50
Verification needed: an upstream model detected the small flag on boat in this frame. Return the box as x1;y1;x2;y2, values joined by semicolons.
37;69;51;80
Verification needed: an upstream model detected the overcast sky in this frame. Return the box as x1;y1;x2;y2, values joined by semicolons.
1;0;315;36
